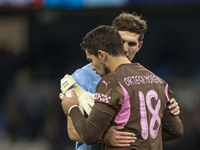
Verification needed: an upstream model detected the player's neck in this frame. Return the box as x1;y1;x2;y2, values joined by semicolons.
107;55;131;72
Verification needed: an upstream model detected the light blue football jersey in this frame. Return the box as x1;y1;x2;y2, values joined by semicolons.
72;63;102;150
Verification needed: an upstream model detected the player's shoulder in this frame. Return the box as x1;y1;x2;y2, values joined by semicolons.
97;73;118;88
102;72;116;80
74;63;92;73
72;63;95;80
72;63;101;92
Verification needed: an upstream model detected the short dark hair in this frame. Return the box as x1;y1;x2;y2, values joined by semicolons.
112;12;148;42
80;25;124;57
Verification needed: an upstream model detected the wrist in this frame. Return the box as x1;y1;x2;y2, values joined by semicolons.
68;105;79;115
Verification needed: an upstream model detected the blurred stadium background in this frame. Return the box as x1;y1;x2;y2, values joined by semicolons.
0;0;200;150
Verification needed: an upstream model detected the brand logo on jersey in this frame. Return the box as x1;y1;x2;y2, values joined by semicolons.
102;80;110;88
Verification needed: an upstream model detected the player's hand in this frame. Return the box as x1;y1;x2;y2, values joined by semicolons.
103;126;137;147
60;74;95;115
59;90;79;116
168;98;180;115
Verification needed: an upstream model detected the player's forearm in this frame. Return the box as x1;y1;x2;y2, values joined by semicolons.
164;116;183;137
67;116;83;142
162;125;183;142
162;120;183;142
68;128;83;142
162;114;184;141
70;103;114;145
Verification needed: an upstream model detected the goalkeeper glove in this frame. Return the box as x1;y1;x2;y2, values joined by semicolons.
60;74;94;115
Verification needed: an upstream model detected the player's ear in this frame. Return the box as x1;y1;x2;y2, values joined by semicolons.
137;41;143;52
98;50;107;62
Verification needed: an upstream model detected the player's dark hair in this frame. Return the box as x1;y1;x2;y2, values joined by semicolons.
112;12;148;42
80;25;124;57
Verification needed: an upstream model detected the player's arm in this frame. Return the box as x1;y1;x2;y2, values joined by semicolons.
60;74;94;143
67;116;83;142
60;91;115;145
102;126;137;147
67;111;136;145
162;98;181;142
68;114;137;146
162;102;183;141
162;85;183;141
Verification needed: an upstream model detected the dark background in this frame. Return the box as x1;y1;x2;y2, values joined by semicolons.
0;2;200;150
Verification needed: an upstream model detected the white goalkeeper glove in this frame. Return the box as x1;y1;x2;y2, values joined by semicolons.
60;74;95;115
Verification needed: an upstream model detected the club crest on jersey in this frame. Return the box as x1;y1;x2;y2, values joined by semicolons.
94;93;111;103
